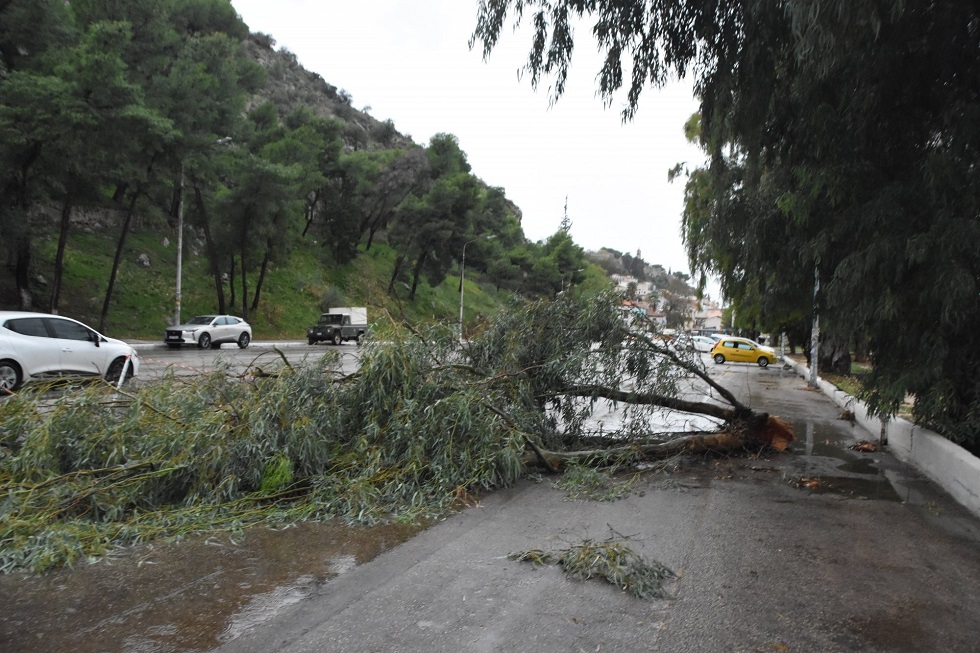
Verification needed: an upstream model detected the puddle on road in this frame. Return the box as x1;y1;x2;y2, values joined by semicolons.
0;520;427;653
801;474;903;501
784;418;904;502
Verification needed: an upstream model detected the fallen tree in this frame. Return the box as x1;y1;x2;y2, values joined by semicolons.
0;291;791;573
459;291;794;469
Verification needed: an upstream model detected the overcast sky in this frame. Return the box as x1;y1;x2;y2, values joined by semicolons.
230;0;710;293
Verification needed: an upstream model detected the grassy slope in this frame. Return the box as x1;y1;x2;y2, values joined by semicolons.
29;225;566;340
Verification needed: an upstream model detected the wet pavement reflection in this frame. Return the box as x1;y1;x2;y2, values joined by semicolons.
0;521;426;653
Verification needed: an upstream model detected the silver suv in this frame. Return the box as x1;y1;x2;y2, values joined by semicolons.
0;311;139;392
164;315;252;349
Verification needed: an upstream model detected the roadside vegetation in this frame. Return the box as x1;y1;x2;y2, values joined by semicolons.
0;292;791;574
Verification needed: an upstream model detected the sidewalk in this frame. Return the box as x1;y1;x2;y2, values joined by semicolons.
782;356;980;519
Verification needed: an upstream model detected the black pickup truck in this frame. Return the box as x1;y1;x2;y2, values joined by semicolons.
307;308;368;345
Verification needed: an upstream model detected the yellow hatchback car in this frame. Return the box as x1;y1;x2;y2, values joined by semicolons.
710;337;778;368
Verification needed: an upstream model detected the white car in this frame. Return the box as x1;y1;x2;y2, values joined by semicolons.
0;311;139;392
673;334;717;353
690;335;716;352
164;315;251;349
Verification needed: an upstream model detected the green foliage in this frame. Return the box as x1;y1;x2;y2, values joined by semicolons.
0;339;528;572
509;541;676;600
259;454;294;495
0;292;724;573
554;463;638;502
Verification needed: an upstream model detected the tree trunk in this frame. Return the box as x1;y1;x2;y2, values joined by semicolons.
228;256;236;310
100;189;141;333
819;336;852;375
192;185;226;314
50;192;73;314
409;251;427;300
365;219;381;252
302;189;319;237
240;250;249;320
251;248;271;313
520;432;749;468
387;254;405;294
14;237;32;310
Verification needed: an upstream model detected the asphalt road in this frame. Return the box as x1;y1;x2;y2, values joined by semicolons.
133;340;360;380
213;361;980;653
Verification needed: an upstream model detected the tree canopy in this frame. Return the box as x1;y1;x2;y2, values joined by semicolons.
472;1;980;447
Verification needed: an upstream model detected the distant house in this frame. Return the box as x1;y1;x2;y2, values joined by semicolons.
620;300;666;331
611;274;653;299
692;305;724;332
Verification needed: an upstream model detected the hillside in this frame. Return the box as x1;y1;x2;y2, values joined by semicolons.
20;215;525;340
1;6;611;336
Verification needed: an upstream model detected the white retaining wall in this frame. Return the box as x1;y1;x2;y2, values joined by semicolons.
783;358;980;519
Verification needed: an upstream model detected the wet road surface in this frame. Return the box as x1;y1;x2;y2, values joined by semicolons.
3;359;980;652
0;521;425;653
133;341;360;381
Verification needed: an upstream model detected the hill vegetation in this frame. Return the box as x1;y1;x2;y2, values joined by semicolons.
0;0;615;336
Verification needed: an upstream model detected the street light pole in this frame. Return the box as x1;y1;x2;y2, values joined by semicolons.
174;162;184;327
174;138;231;327
459;235;495;341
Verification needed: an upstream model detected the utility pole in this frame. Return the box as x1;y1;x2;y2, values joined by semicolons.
174;162;184;327
809;264;820;387
459;235;495;341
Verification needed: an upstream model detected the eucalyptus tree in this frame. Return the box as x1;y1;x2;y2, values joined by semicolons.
472;1;980;447
0;291;792;573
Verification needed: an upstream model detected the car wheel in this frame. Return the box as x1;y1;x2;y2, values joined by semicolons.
106;357;131;384
757;357;769;368
713;354;725;364
198;333;211;349
354;333;361;345
238;332;251;349
332;332;342;346
0;359;23;392
308;337;316;345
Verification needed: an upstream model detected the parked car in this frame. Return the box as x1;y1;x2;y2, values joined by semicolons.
164;315;251;349
673;334;717;353
0;311;139;391
710;336;778;367
691;335;716;352
672;334;693;351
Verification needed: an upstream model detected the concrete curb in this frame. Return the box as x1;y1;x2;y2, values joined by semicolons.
782;356;980;519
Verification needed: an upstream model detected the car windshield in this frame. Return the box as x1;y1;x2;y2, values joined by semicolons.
187;316;215;325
